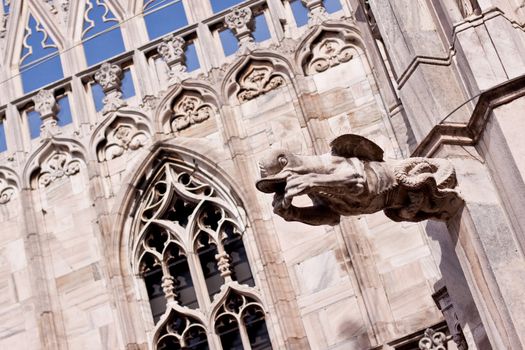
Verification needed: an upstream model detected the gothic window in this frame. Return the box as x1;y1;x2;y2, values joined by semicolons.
210;0;245;13
0;117;6;152
132;162;273;350
252;12;271;43
288;0;309;27
56;92;73;127
19;14;64;93
219;27;238;57
82;0;126;66
323;0;342;13
26;107;41;139
143;0;188;40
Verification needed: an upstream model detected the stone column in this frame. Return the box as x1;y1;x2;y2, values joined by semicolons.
157;34;187;85
302;0;328;25
94;62;126;115
225;6;255;53
443;146;525;349
33;89;59;138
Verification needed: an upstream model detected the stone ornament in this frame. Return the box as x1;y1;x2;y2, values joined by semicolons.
94;62;126;114
38;152;81;187
171;94;213;131
307;35;354;74
302;0;328;26
419;328;450;350
0;177;15;204
103;124;148;160
225;7;255;52
157;35;187;84
33;89;60;138
256;134;462;225
237;65;285;102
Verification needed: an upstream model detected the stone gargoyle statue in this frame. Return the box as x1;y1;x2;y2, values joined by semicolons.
255;134;463;225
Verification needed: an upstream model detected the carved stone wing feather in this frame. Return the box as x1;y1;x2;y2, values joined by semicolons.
330;134;384;161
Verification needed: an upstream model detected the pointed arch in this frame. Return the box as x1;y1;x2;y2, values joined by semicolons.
294;20;365;75
22;137;87;189
154;80;221;134
90;107;153;161
220;52;297;105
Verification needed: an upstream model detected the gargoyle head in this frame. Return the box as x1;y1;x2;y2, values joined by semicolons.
255;148;302;194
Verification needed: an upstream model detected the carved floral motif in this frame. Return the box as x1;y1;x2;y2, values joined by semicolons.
158;35;187;84
225;7;254;51
171;95;213;131
307;35;354;74
237;65;285;102
103;124;148;160
38;152;81;187
303;0;328;25
33;89;57;118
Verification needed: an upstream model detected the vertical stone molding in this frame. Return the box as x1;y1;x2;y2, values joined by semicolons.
94;62;126;114
225;7;255;52
157;34;187;84
302;0;328;26
33;89;59;138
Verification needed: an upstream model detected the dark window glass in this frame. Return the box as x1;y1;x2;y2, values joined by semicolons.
166;245;199;309
144;0;188;39
216;315;243;350
185;42;200;72
0;121;7;152
27;109;41;139
210;0;244;13
20;15;63;93
244;306;273;350
57;95;73;126
323;0;342;13
197;236;223;300
82;0;125;66
143;261;167;324
253;13;271;42
219;28;238;56
290;0;309;27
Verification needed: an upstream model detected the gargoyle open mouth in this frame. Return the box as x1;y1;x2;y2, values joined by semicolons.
255;174;288;194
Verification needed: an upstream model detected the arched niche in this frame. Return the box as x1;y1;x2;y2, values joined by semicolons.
295;21;365;76
154;81;220;135
23;138;87;190
91;108;153;162
221;53;296;105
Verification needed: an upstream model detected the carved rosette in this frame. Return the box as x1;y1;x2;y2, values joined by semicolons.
103;124;148;160
171;94;213;131
237;65;285;102
225;7;254;51
94;63;127;114
38;152;81;187
307;36;354;74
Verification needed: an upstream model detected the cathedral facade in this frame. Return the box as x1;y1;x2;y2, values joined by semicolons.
0;0;524;349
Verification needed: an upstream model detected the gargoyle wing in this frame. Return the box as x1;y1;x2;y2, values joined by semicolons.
330;134;384;161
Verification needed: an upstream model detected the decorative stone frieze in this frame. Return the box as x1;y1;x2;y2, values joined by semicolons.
103;123;148;160
256;134;462;224
171;94;213;131
38;152;81;187
237;64;285;102
307;34;354;74
225;7;255;52
157;34;187;84
33;89;60;138
94;63;126;114
302;0;328;26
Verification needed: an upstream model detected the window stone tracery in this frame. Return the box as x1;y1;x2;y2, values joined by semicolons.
38;151;81;187
306;32;355;74
170;93;214;132
131;161;272;349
